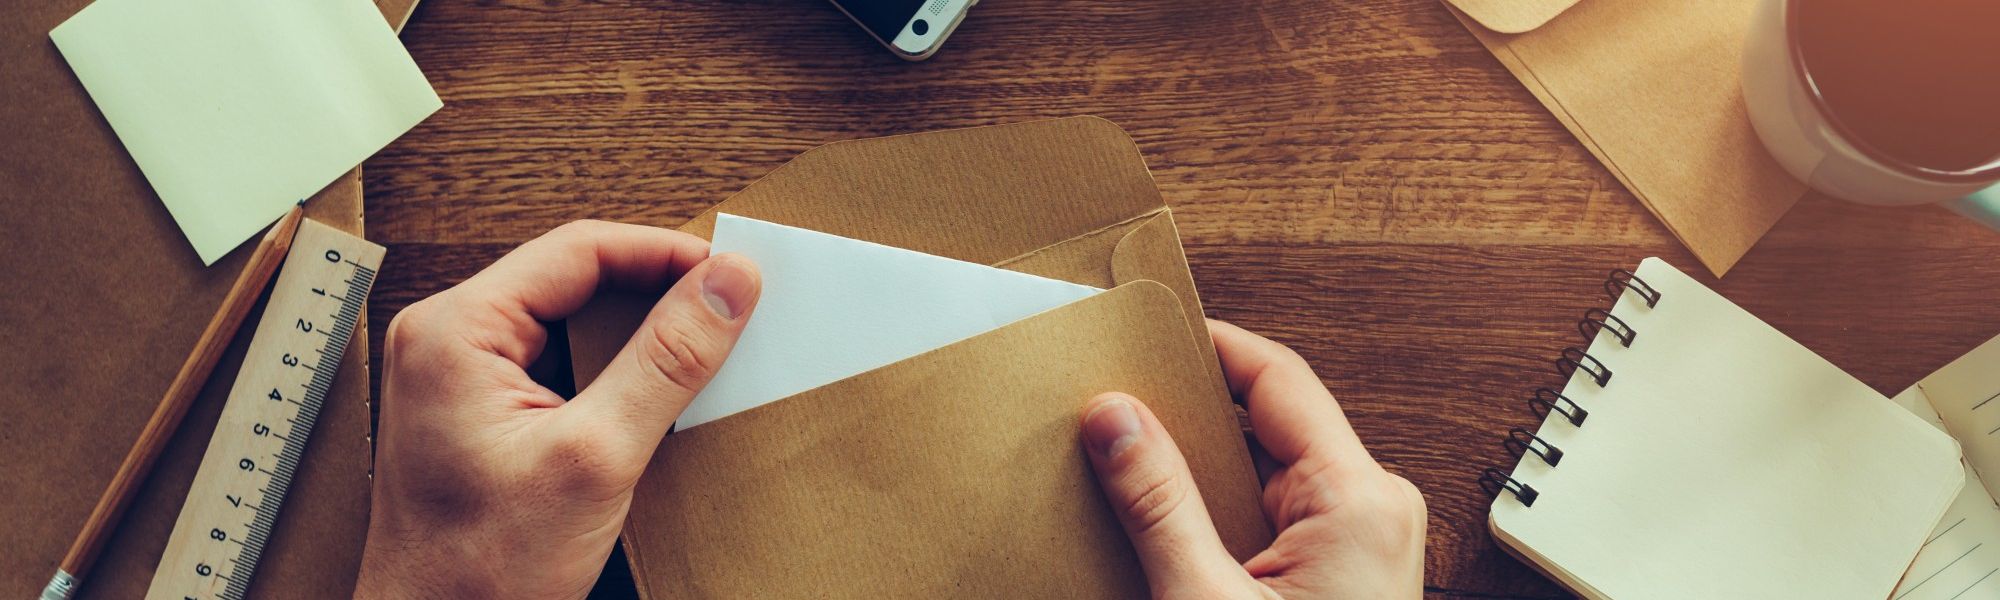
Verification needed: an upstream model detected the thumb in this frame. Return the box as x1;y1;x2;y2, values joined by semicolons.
571;253;761;450
1082;393;1245;595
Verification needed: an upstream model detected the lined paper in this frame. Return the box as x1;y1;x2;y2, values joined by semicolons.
1923;336;2000;502
1892;333;2000;600
1891;386;2000;600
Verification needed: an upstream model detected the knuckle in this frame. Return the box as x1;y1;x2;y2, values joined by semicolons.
384;297;465;367
548;219;607;240
1118;465;1192;537
635;315;722;395
1392;473;1426;513
518;220;602;260
1271;342;1313;372
1391;473;1429;528
384;298;441;351
1355;471;1426;535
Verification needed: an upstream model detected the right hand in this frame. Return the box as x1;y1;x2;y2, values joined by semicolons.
1079;319;1427;599
356;220;762;598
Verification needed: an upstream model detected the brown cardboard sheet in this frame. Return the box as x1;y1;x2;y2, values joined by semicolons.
564;117;1267;596
1442;0;1808;276
0;0;415;596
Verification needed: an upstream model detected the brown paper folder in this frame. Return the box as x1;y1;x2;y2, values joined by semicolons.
1;1;416;596
566;117;1272;597
1443;0;1808;276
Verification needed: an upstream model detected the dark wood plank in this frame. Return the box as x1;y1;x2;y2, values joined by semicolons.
362;0;2000;596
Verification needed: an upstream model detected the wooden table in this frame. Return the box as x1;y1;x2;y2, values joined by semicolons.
362;1;2000;597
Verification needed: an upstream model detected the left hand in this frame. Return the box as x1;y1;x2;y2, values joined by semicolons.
354;220;762;598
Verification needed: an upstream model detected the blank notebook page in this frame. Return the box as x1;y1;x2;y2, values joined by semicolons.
1489;258;1963;600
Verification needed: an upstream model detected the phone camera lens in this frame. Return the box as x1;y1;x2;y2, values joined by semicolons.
912;19;930;35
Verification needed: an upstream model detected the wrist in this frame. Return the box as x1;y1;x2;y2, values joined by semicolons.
355;526;495;599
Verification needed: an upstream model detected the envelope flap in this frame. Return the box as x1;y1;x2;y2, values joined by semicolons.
570;117;1178;392
622;281;1270;598
1445;0;1807;276
1442;0;1584;34
1109;210;1222;375
674;116;1166;265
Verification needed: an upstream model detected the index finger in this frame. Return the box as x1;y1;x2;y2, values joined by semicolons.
458;220;709;321
1207;319;1372;468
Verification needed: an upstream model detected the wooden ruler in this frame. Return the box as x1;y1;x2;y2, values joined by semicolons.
145;219;384;600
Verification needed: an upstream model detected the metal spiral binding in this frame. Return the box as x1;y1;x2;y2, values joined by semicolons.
1578;308;1636;347
1479;467;1539;507
1503;428;1564;467
1482;268;1668;508
1555;347;1612;387
1528;388;1587;426
1604;268;1663;307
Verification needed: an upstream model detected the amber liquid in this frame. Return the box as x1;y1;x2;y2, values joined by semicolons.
1796;0;2000;172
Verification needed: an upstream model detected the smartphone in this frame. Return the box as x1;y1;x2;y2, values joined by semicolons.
827;0;976;61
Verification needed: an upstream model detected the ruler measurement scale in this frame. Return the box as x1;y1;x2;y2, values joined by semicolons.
147;220;384;600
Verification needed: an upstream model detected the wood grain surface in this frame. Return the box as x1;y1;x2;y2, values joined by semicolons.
361;1;2000;597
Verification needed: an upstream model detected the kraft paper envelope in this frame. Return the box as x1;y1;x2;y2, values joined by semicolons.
565;117;1269;597
626;283;1267;597
1443;0;1808;276
0;0;418;597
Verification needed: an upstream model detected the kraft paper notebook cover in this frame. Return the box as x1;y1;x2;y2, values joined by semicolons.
1478;258;1964;599
0;0;415;596
565;118;1270;597
1442;0;1808;276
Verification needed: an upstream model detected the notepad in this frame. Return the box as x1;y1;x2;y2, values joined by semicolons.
1485;258;1965;600
1888;335;2000;600
50;0;441;264
675;214;1102;430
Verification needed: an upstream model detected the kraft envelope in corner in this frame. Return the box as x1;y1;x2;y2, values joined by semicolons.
565;118;1265;598
50;0;441;264
680;214;1102;430
1442;0;1806;276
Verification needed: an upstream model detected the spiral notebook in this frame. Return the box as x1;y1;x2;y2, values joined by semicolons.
1480;258;1966;600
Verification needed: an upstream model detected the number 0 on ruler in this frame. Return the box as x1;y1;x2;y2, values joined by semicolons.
146;219;384;600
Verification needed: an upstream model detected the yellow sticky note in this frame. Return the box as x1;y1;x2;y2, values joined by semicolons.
51;0;441;264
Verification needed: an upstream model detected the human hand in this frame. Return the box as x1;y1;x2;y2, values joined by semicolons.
355;221;762;598
1080;320;1426;599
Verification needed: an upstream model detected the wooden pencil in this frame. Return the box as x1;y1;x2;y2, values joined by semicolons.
42;205;306;600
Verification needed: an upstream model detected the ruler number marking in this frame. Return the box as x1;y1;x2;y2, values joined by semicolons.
152;226;381;600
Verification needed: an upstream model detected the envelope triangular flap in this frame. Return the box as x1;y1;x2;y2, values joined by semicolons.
569;117;1211;390
1444;0;1585;34
624;281;1270;598
675;116;1167;265
1438;0;1806;276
